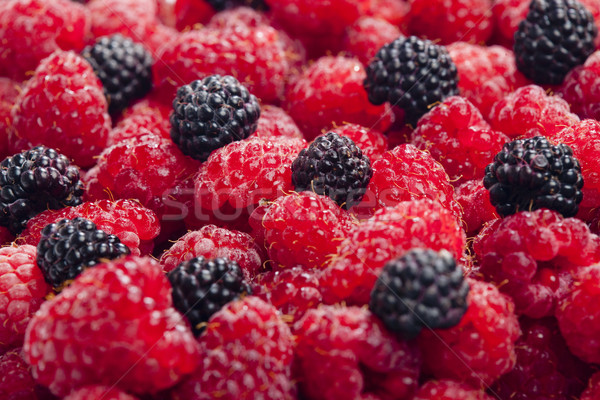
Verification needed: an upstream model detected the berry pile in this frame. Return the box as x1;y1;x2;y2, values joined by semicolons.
4;0;600;399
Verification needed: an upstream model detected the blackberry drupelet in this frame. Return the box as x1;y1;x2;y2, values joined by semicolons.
514;0;597;85
37;217;130;290
170;75;261;162
0;146;84;234
483;136;584;218
167;257;252;335
369;248;469;340
363;35;459;126
291;131;372;209
81;34;153;115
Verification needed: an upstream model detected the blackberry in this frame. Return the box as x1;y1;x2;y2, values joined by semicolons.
81;34;153;115
36;217;130;289
291;132;372;209
483;136;584;218
167;257;252;335
170;75;261;162
363;35;459;126
0;146;84;234
205;0;268;11
369;248;469;340
514;0;597;85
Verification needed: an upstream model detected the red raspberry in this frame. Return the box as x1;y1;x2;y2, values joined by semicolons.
418;279;520;387
252;105;304;140
18;199;160;257
364;0;409;27
64;386;138;400
9;50;111;168
473;209;600;317
556;263;600;364
0;347;54;400
352;144;461;219
171;296;295;400
321;199;466;305
448;42;529;118
559;51;600;121
582;372;600;400
413;380;494;400
24;256;200;397
285;56;392;141
109;100;171;145
407;0;493;45
159;224;265;279
252;266;322;322
488;85;580;139
493;317;591;400
293;306;420;400
0;78;21;161
0;245;49;354
173;0;216;31
153;24;300;104
194;136;306;227
250;192;356;270
342;17;403;66
0;0;90;81
411;96;509;183
455;179;499;236
329;123;388;161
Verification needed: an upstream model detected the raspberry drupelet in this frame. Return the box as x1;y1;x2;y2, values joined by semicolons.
413;380;495;400
64;386;139;400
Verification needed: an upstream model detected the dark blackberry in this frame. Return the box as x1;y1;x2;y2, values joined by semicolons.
205;0;268;11
369;248;469;340
81;34;153;115
291;131;372;209
170;75;261;162
363;35;459;126
167;257;252;335
514;0;597;85
36;217;130;289
483;136;584;218
0;146;84;234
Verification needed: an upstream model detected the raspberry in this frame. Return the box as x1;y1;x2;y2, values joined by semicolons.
352;144;461;219
291;132;373;209
153;24;300;104
286;56;392;140
81;34;154;116
492;317;591;400
447;42;529;118
559;51;600;120
556;263;600;364
37;217;130;290
413;380;494;400
418;279;520;387
9;50;111;168
0;78;21;161
320;199;466;305
194;136;306;224
411;96;509;183
407;0;493;45
170;75;261;161
250;192;355;269
252;266;322;322
514;0;597;85
85;133;199;218
370;249;470;340
489;85;580;139
293;306;420;400
0;347;54;400
483;136;584;218
0;0;90;80
364;0;410;26
24;256;200;397
18;199;160;257
109;100;171;145
160;225;264;279
329;123;388;161
455;179;499;235
0;146;84;234
64;386;138;400
173;0;216;31
582;372;600;400
342;17;404;66
252;105;303;140
473;209;600;317
170;296;295;400
168;257;252;335
0;245;50;354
